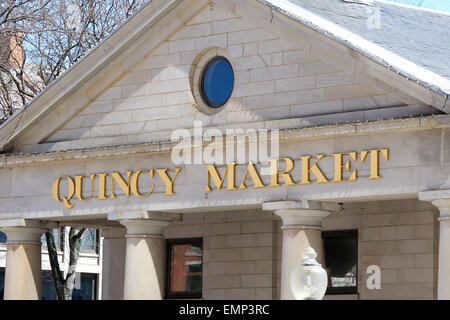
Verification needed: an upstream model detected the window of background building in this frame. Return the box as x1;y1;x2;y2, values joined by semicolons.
72;273;97;300
165;238;202;299
40;228;63;250
41;271;97;300
38;228;98;253
80;228;98;253
0;231;6;243
322;229;358;295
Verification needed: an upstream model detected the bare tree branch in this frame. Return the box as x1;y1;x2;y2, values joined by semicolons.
0;0;148;124
63;227;87;300
45;227;89;300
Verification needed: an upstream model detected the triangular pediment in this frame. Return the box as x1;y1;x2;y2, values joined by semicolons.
1;0;446;154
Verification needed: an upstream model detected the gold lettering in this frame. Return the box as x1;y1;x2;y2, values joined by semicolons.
333;152;357;182
205;163;237;192
131;170;155;198
156;168;182;195
238;162;265;189
75;174;95;201
52;147;390;209
269;158;296;187
96;173;108;200
52;176;75;209
361;149;389;179
109;171;132;199
299;155;329;184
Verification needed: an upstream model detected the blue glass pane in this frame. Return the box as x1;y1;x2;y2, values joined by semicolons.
0;268;5;300
41;271;57;300
81;229;96;251
0;231;6;243
41;229;60;248
72;273;96;300
202;58;234;107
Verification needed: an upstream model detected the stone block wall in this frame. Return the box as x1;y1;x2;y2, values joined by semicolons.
323;199;439;300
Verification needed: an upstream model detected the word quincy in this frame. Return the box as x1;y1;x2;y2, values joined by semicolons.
52;168;181;209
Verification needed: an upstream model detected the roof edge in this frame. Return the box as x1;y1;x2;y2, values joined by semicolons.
258;0;450;110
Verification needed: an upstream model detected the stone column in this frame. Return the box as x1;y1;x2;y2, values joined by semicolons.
101;228;126;300
0;219;56;300
263;201;330;300
419;190;450;300
108;211;179;300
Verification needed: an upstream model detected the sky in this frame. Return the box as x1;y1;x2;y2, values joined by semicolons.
384;0;450;12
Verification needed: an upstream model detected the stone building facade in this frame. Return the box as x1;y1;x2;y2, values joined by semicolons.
0;0;449;300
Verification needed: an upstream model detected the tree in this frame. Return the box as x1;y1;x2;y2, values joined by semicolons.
45;228;87;300
0;0;147;124
0;0;47;121
1;0;148;299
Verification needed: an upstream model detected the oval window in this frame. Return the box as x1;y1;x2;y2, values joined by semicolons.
200;57;234;108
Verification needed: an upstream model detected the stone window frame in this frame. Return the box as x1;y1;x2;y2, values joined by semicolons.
164;237;203;300
190;47;235;115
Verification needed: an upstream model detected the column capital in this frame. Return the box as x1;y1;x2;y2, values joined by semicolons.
419;189;450;221
119;219;171;238
0;219;58;244
263;201;330;229
108;210;181;222
101;228;127;239
108;211;181;238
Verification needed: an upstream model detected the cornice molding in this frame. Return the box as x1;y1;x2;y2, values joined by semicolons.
0;114;448;167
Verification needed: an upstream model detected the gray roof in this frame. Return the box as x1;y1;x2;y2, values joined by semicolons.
286;0;450;81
